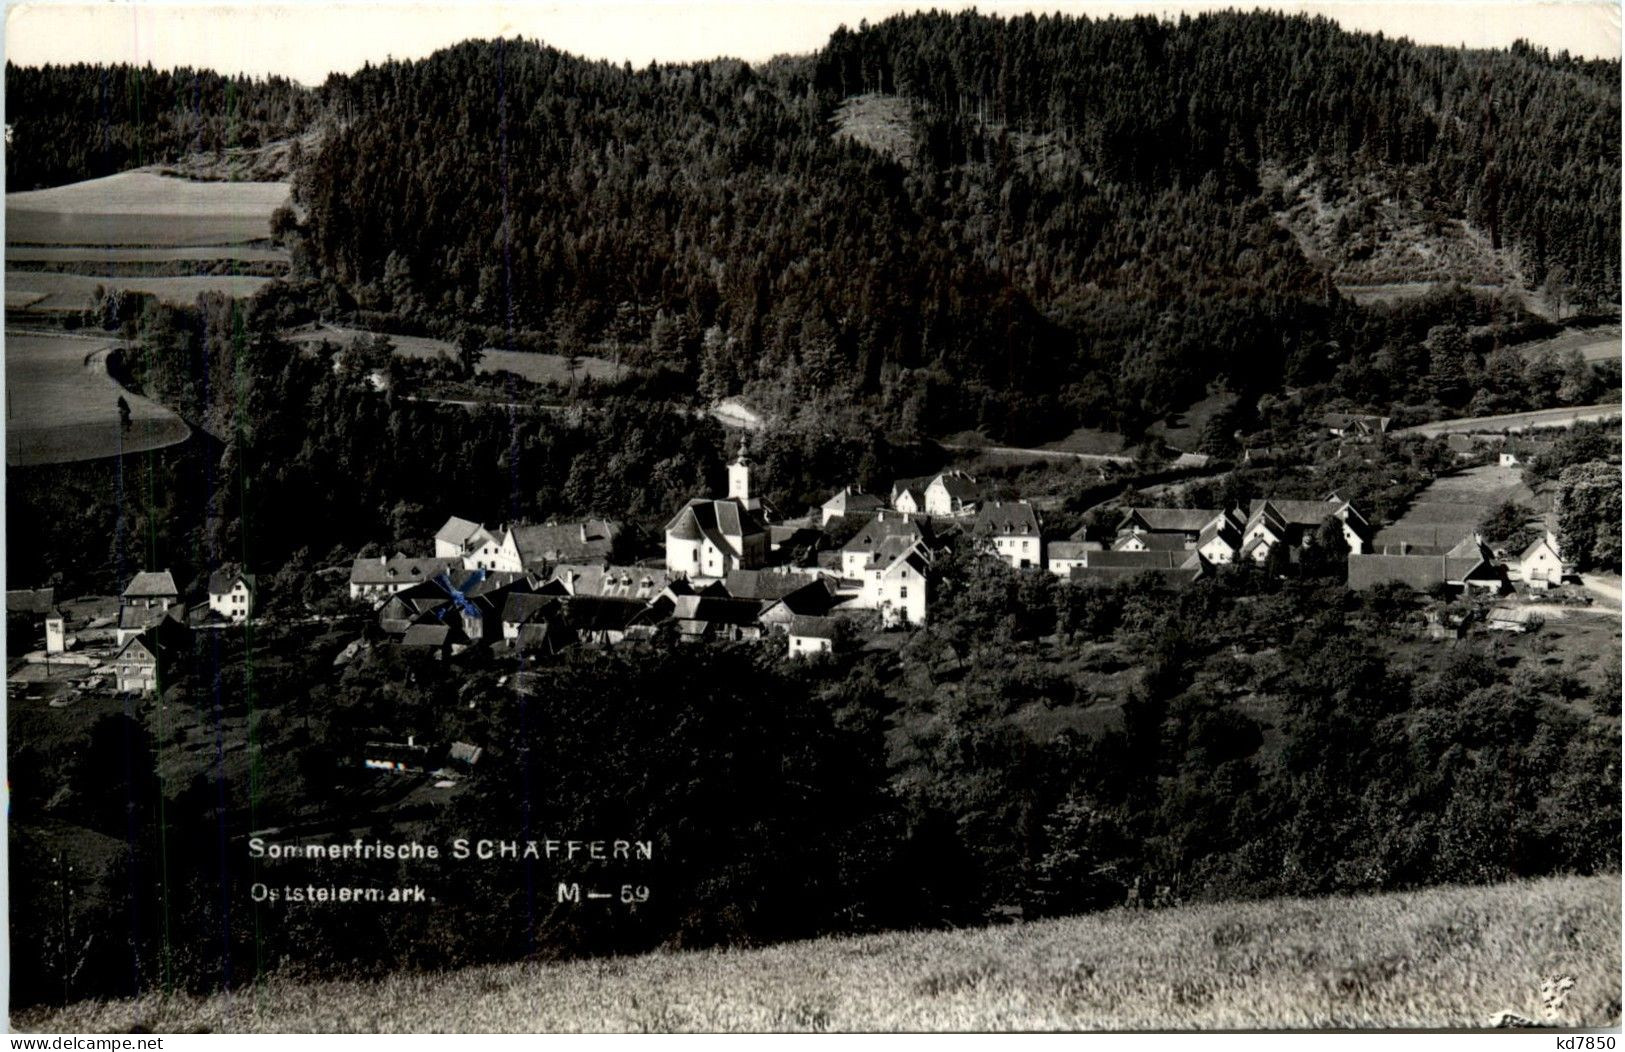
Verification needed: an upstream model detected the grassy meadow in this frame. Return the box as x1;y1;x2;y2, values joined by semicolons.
4;332;191;466
15;874;1619;1033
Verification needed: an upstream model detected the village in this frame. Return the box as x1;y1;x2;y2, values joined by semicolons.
10;417;1597;727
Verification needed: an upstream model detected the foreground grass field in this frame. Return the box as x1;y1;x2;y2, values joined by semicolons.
15;874;1618;1033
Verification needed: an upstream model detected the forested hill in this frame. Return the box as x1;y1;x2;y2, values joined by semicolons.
4;63;319;188
284;12;1619;440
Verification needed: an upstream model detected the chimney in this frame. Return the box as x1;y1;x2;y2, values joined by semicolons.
580;523;588;542
406;734;415;747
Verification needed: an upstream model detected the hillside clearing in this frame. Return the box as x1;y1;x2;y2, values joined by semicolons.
1397;404;1623;437
4;271;276;310
283;325;625;385
4;332;190;466
16;875;1617;1033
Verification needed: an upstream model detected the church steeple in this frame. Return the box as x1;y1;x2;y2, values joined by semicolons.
728;439;752;505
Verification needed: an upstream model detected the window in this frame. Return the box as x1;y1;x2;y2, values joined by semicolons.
900;586;908;598
1022;540;1030;550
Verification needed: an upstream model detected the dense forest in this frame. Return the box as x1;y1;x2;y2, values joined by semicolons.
279;12;1619;438
4;63;318;189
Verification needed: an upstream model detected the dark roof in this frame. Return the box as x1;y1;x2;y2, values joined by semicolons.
1372;523;1476;554
1119;508;1217;534
1324;412;1391;433
350;555;460;587
123;570;178;599
1246;499;1343;527
933;472;982;501
1084;549;1188;569
843;511;932;555
1346;553;1494;591
1067;566;1203;589
725;569;819;601
501;591;556;625
1046;541;1096;560
1197;519;1242;549
822;487;886;514
207;571;257;597
119;604;183;632
7;588;54;614
788;615;837;640
401;623;453;647
974;500;1040;536
118;613;190;661
1113;531;1189;551
508;520;619;564
769;579;836;617
559;595;646;631
552;564;670;599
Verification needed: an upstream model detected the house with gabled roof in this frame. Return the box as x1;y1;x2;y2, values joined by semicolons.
1346;542;1504;594
1514;533;1564;589
207;571;256;623
550;563;670;601
1324;412;1391;439
876;542;931;626
973;500;1043;569
1196;516;1244;565
924;470;982;517
349;554;462;599
820;485;886;526
434;516;497;560
758;577;837;628
787;615;838;657
1116;507;1219;542
1046;540;1099;577
114;615;189;694
840;510;935;582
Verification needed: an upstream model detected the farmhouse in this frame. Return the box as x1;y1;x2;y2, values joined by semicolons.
434;516;497;560
841;510;935;581
1323;412;1391;438
1499;438;1556;467
973;500;1043;569
1371;523;1478;557
820;486;885;525
113;615;189;694
1514;534;1564;589
1196;516;1244;565
1240;498;1369;558
1116;508;1216;545
117;570;182;644
1068;554;1206;589
787;615;837;657
1046;540;1097;577
1345;543;1503;594
550;564;670;600
893;471;981;517
350;554;462;599
207;571;255;623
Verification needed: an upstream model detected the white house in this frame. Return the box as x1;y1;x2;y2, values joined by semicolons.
787;615;837;657
207;571;256;622
349;555;461;599
820;486;885;526
434;516;495;559
973;500;1043;569
840;510;933;581
1046;540;1096;577
924;471;980;517
1196;514;1243;565
1515;534;1564;589
875;543;931;627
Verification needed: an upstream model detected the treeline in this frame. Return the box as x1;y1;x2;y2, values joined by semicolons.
4;63;319;189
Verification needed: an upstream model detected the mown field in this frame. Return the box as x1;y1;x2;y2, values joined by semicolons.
285;325;625;385
14;874;1618;1033
4;332;190;466
5;169;289;309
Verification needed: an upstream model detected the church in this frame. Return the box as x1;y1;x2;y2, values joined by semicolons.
663;444;770;582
